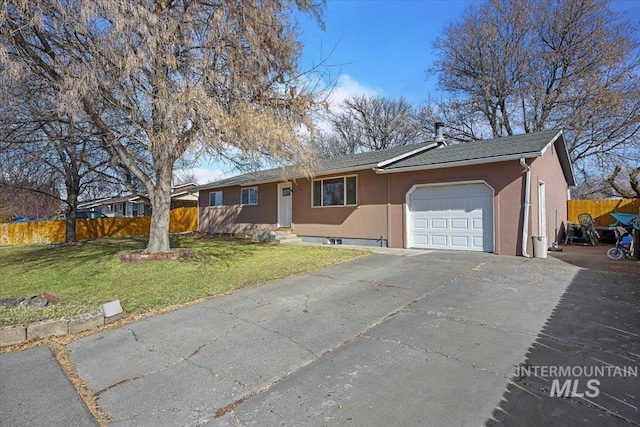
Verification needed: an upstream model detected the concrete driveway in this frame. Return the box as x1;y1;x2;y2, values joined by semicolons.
1;247;637;426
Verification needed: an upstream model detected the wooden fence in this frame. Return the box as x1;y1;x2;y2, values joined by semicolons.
567;199;640;227
0;207;198;247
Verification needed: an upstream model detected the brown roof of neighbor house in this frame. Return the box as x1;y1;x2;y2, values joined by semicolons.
198;129;575;190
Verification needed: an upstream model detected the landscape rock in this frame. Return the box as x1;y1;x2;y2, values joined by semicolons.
27;318;68;339
69;312;104;334
28;296;49;308
0;324;26;346
39;292;60;305
0;297;25;308
101;300;123;318
104;312;128;325
119;249;195;263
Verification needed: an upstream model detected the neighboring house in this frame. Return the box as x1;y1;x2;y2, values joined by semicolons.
78;183;199;217
197;130;575;256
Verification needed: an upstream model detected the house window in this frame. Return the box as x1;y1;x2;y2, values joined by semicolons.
209;191;223;207
312;175;357;207
241;187;258;205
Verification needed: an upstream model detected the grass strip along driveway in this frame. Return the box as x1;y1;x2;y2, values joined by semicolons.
0;234;368;327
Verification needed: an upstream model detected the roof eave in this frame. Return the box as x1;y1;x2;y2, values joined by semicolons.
375;142;439;168
374;152;543;174
539;130;576;186
198;164;378;191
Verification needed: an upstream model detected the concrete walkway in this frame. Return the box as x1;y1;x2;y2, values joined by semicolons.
1;247;636;426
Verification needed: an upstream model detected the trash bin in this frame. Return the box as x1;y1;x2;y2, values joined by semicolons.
532;236;547;258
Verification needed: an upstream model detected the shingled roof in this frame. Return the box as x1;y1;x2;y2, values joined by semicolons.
198;143;435;190
383;129;558;168
198;129;575;190
382;129;575;185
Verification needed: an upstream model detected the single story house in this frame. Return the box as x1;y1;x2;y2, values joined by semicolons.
78;183;199;217
198;129;575;256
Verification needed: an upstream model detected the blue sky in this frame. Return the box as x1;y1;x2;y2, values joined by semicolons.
297;0;473;104
185;0;640;184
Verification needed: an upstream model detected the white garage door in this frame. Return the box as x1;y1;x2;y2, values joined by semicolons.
408;183;494;252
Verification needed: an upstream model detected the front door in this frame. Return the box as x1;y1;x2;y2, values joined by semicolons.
278;184;292;227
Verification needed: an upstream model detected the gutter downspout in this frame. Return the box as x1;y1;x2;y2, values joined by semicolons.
520;157;531;257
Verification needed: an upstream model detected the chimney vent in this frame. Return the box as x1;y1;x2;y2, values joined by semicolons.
434;122;445;145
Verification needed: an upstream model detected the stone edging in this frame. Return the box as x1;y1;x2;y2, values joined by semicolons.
119;249;195;263
0;308;126;347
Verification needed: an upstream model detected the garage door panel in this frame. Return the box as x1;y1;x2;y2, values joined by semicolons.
430;235;448;246
450;235;470;248
408;183;493;252
413;219;428;229
413;235;428;245
431;218;447;229
450;218;469;229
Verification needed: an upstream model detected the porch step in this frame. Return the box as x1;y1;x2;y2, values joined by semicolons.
273;229;302;244
252;229;300;243
278;237;303;244
273;230;299;242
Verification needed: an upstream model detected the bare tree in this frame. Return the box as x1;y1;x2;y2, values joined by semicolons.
0;164;61;220
606;165;640;198
0;63;134;242
323;95;428;155
416;98;490;144
431;0;640;193
2;0;324;253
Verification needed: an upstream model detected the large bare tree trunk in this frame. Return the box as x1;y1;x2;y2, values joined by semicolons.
65;203;77;244
146;163;172;253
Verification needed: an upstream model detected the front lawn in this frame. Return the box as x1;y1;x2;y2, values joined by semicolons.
0;234;368;326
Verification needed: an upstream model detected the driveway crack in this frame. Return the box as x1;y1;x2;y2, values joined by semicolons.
224;310;320;358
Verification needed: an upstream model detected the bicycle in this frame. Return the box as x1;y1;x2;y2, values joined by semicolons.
607;225;635;260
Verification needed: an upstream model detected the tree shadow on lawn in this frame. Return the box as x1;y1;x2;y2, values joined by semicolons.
485;250;639;426
0;235;271;277
182;234;267;263
0;236;148;271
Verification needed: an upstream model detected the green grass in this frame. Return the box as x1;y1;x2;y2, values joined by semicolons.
0;234;369;326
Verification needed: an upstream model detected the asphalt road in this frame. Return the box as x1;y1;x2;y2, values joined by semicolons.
1;246;637;426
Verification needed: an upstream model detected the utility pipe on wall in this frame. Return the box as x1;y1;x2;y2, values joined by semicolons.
520;157;531;257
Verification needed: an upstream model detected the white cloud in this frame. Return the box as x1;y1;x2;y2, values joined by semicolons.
174;167;228;185
316;74;382;133
328;74;381;107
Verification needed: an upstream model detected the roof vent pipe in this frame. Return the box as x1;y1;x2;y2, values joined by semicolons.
434;122;446;145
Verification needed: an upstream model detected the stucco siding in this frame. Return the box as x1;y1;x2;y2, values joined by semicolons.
386;162;525;255
292;169;388;240
529;144;569;245
198;183;278;236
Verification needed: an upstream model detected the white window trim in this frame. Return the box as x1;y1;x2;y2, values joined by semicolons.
241;186;259;206
311;174;358;208
209;190;223;207
538;180;546;236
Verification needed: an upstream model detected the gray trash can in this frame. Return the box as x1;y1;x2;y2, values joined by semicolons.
532;236;547;258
